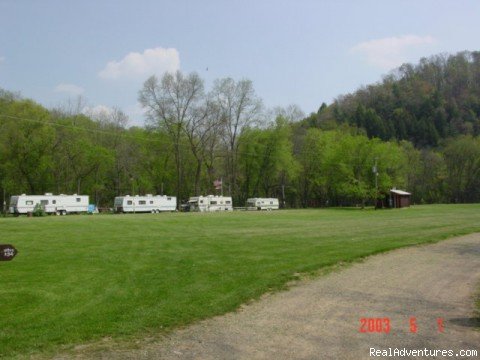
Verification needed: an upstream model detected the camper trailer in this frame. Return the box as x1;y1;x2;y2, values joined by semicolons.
114;195;176;213
9;193;89;215
188;195;233;212
246;198;280;210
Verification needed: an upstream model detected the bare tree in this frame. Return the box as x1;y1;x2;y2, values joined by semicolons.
211;78;262;197
84;106;129;129
139;71;204;206
183;97;224;195
98;109;131;198
269;104;305;123
51;95;88;122
201;100;225;192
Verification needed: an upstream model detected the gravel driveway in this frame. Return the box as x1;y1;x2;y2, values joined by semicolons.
61;234;480;359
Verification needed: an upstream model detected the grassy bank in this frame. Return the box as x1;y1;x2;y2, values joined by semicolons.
1;204;479;357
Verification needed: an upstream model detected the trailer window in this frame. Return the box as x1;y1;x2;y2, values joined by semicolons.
127;200;133;205
41;200;49;205
200;200;204;204
52;200;56;204
167;197;171;200
226;201;231;204
210;201;217;205
76;198;81;202
26;200;33;205
139;200;146;205
150;201;153;204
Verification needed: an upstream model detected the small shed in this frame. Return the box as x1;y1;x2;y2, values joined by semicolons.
390;189;411;208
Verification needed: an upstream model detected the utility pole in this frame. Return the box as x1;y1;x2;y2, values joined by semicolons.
373;158;378;209
131;177;135;214
2;186;6;217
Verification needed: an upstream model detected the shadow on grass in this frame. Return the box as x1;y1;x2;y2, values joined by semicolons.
322;206;386;211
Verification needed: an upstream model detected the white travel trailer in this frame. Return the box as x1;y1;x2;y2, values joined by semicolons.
9;193;89;215
114;194;176;213
246;198;280;210
188;195;233;212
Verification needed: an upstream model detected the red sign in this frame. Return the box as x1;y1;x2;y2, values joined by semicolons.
0;244;17;261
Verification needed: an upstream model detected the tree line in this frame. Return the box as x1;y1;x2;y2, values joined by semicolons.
1;52;479;209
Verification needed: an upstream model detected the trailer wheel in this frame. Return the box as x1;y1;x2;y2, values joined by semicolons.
56;211;60;216
62;211;67;216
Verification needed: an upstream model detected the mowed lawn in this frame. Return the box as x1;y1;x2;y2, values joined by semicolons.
1;205;479;357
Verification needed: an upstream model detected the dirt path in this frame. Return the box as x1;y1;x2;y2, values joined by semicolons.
61;234;480;359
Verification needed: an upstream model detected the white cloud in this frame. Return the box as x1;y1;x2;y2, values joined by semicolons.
82;104;114;118
54;83;85;96
98;47;180;80
125;102;147;127
351;35;436;70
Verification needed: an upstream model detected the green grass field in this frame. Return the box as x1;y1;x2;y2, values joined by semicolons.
1;205;480;358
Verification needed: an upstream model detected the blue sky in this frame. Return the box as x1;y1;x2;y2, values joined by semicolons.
1;0;479;126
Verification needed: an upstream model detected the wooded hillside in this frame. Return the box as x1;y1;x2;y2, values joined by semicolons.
309;51;480;146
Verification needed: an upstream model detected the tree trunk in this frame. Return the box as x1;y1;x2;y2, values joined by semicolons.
194;159;202;196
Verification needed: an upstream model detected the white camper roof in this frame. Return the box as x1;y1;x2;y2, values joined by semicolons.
189;195;231;201
118;194;174;198
16;193;86;197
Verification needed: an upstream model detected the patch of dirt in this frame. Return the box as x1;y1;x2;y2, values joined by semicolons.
56;234;480;359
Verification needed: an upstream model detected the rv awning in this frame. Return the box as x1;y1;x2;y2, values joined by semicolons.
390;189;411;195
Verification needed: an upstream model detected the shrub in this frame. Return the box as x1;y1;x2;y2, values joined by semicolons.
32;203;46;217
